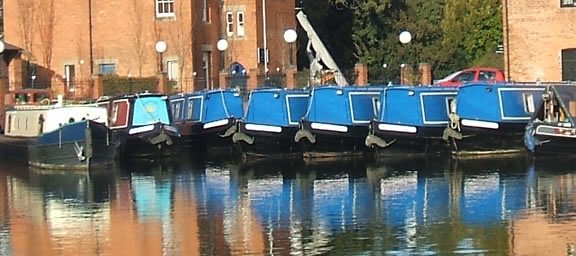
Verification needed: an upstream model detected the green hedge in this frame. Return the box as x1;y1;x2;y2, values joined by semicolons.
102;75;158;96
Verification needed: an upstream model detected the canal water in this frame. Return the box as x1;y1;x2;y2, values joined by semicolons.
0;152;574;255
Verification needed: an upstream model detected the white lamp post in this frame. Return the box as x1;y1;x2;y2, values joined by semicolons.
217;39;228;71
155;40;167;73
283;29;297;67
399;31;412;85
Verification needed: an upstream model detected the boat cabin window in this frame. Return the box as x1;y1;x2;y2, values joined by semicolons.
372;97;381;118
186;97;202;121
523;93;535;113
110;100;129;128
171;100;183;121
186;100;194;120
133;97;170;125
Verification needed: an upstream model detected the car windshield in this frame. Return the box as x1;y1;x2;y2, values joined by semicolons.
436;71;462;83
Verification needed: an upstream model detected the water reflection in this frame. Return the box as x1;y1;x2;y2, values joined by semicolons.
0;152;573;255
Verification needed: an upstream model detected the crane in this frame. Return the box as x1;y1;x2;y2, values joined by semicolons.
296;11;349;86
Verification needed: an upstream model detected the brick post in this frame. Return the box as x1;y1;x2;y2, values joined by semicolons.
157;72;168;94
401;65;414;86
354;63;368;86
285;67;297;89
92;75;104;99
11;58;23;91
419;63;432;85
247;68;260;92
219;71;228;89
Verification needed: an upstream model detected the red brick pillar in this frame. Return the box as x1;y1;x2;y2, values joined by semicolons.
157;72;168;94
401;65;414;85
51;76;66;97
285;67;297;89
0;77;5;108
92;75;104;99
247;68;260;92
219;71;228;89
419;63;432;85
355;63;368;86
11;58;23;91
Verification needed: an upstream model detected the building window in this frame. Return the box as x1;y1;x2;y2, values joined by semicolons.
99;63;116;75
561;0;575;7
236;12;245;37
226;12;234;36
167;60;179;82
64;64;75;89
156;0;175;18
562;49;576;81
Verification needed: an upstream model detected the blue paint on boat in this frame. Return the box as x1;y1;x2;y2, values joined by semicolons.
367;85;457;155
169;89;244;150
443;82;546;154
297;85;384;157
234;88;310;157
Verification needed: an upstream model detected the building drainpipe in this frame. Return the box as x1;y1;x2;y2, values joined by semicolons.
88;0;94;76
504;0;511;81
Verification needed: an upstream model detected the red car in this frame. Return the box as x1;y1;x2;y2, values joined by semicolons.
435;67;506;86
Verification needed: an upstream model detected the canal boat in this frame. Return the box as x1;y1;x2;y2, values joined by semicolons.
96;92;180;158
524;84;576;155
0;96;119;170
442;82;545;156
169;89;243;151
366;85;457;156
295;85;383;158
233;88;310;157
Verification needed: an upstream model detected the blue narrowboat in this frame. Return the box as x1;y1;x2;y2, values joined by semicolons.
96;92;180;158
524;84;576;155
366;85;457;156
295;85;383;158
442;83;545;155
0;100;119;170
169;89;244;151
233;88;310;157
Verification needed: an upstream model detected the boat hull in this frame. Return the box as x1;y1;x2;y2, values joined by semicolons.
0;120;119;170
234;122;301;158
177;117;237;151
297;120;371;158
368;122;449;156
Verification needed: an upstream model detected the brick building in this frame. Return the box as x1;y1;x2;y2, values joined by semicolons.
2;0;296;96
503;0;576;82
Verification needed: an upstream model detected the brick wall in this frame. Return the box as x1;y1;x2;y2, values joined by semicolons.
504;0;576;82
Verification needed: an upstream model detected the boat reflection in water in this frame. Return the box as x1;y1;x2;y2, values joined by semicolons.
0;152;573;255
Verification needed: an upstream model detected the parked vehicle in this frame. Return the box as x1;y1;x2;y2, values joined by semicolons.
435;67;506;87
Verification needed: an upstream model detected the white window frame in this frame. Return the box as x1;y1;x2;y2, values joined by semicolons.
156;0;175;18
237;12;245;37
167;60;179;82
202;0;209;22
226;12;234;36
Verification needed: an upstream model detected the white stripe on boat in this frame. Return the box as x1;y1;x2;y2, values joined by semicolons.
245;124;282;133
203;119;229;129
129;124;155;134
461;119;499;129
311;122;348;132
378;123;417;133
